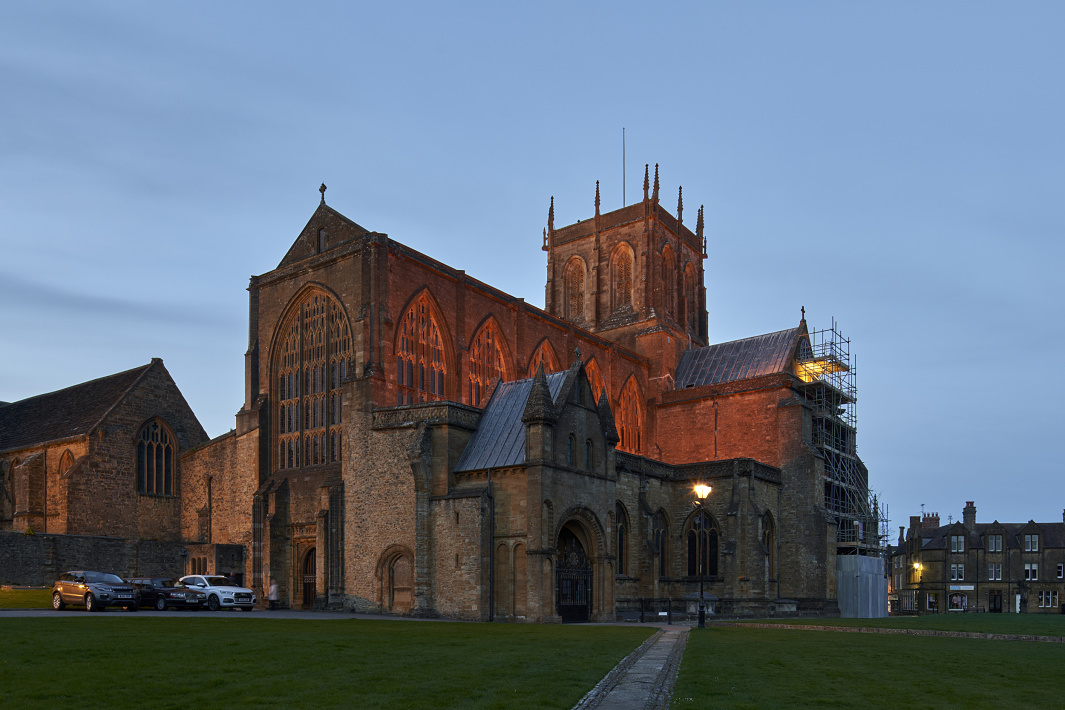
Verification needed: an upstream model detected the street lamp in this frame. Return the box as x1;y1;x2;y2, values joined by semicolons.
693;483;712;628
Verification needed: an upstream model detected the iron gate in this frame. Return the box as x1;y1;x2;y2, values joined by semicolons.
556;568;592;623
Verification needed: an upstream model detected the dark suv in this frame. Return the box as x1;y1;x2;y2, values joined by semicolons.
53;571;138;612
126;577;207;611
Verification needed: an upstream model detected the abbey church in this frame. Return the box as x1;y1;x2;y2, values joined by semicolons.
1;167;878;620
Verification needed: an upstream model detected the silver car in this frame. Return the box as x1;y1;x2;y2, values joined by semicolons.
178;575;256;611
53;571;138;612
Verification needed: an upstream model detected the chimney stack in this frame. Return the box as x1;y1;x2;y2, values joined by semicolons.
922;512;940;531
963;501;977;529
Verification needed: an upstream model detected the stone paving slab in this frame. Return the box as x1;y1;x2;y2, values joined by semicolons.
573;624;689;710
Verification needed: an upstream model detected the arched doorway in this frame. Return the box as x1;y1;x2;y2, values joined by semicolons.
302;548;316;609
389;555;413;613
556;525;592;623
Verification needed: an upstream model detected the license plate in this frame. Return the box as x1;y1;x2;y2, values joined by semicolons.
118;595;132;599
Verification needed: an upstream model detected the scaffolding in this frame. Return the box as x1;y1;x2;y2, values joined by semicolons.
795;319;885;556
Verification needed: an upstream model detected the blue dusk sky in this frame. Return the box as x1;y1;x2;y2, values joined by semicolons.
2;2;1062;533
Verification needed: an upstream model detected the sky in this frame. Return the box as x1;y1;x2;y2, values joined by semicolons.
2;2;1063;533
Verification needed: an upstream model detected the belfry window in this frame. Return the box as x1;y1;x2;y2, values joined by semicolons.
612;247;633;310
137;420;174;496
564;258;585;322
275;291;351;470
468;320;505;406
398;293;447;405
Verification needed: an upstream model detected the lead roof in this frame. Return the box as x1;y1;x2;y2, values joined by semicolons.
675;327;802;388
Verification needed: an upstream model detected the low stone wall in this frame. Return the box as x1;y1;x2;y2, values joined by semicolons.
0;531;185;586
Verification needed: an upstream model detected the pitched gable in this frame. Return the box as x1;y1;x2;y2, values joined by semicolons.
0;362;154;453
276;203;373;269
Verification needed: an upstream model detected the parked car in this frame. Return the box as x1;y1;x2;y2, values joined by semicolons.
53;571;138;612
178;575;256;611
126;577;207;611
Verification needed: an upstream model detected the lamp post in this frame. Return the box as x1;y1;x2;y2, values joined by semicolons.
693;483;712;628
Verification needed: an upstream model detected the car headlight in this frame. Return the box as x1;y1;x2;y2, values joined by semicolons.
97;586;113;593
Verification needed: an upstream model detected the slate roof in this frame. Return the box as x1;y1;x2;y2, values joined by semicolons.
675;327;802;388
920;522;1065;551
454;371;567;473
0;362;155;453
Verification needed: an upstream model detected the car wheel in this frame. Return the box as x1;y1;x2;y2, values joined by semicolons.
85;593;100;612
53;592;66;611
156;597;167;611
208;595;221;612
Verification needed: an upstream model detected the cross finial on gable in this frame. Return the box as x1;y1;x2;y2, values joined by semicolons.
319;183;327;204
801;306;806;322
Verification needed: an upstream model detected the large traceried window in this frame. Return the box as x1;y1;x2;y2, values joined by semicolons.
527;339;561;377
276;291;351;470
564;257;586;322
616;378;642;454
686;509;718;577
137;420;174;495
468;320;506;406
585;359;605;405
397;292;447;405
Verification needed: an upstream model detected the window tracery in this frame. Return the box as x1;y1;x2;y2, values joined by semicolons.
397;293;447;405
611;245;634;311
616;378;642;454
468;320;506;406
137;420;174;496
276;291;351;470
661;245;675;316
564;258;586;321
585;359;605;404
684;264;698;332
687;510;718;577
527;340;561;377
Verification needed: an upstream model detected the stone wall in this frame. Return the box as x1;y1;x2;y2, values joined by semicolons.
0;530;185;586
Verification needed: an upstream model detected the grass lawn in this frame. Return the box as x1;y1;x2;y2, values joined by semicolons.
0;617;651;709
674;624;1065;709
721;613;1065;637
0;588;51;609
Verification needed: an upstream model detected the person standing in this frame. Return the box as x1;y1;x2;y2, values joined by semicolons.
268;579;279;610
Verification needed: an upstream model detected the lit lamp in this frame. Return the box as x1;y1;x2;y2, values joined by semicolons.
693;483;712;628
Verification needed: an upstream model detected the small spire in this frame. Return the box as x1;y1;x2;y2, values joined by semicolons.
542;227;548;251
652;164;660;203
319;183;327;204
594;181;600;217
696;205;704;239
677;186;683;223
643;164;650;201
522;363;558;425
548;196;555;233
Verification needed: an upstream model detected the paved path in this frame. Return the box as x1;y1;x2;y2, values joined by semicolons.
573;625;690;710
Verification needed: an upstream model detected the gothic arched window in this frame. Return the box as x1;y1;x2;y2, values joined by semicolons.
687;509;718;577
468;319;506;406
564;257;586;322
661;245;675;316
616;378;642;455
652;511;668;579
585;359;605;405
137;420;174;496
611;245;634;311
527;339;561;377
276;291;351;470
763;513;775;579
397;292;447;405
684;264;699;333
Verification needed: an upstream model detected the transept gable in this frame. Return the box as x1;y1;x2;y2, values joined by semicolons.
276;202;373;270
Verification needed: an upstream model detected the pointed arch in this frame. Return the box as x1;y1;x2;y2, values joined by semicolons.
616;376;643;455
136;419;176;496
272;287;353;471
685;508;719;577
585;358;605;404
762;511;776;580
660;243;676;317
563;256;587;322
57;449;74;474
527;338;561;377
615;501;630;576
652;510;669;579
683;262;699;332
610;243;634;311
467;316;511;407
395;289;451;406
